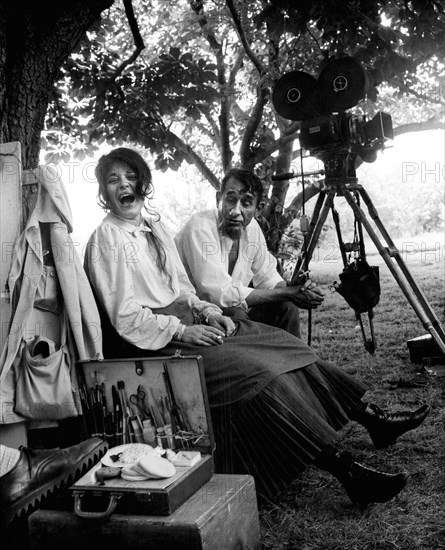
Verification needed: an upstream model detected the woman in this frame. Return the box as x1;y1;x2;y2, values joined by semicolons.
84;148;429;507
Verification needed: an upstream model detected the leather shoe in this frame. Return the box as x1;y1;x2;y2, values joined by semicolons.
315;446;409;508
338;452;409;508
0;437;107;526
355;403;430;449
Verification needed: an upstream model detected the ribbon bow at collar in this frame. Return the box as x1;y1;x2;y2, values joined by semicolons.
133;223;152;237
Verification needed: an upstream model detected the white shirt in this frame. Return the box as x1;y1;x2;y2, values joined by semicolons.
84;213;221;350
175;209;284;310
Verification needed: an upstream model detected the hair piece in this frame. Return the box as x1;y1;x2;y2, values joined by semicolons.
220;168;264;204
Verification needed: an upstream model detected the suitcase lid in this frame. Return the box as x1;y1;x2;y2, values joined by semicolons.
76;352;215;454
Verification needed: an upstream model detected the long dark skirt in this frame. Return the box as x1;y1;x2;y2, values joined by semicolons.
211;359;366;500
101;317;366;500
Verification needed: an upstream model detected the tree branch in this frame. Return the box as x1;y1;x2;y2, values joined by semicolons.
404;87;444;105
189;0;232;170
393;117;444;136
240;85;270;166
225;0;266;77
224;1;270;166
249;126;300;167
110;0;145;81
228;49;245;88
194;118;220;143
166;129;220;189
202;111;221;146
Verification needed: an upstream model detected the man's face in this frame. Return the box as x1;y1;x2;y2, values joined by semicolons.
217;177;260;239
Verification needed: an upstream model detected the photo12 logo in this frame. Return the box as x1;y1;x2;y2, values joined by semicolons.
402;162;444;183
401;241;444;264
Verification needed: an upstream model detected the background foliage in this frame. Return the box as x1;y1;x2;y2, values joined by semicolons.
42;0;444;254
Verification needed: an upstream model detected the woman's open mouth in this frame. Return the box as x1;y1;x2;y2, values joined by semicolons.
119;193;136;206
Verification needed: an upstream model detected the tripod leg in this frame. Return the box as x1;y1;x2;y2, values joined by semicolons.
353;190;367;258
291;190;335;282
331;207;348;267
342;186;445;354
305;190;328;243
359;186;445;342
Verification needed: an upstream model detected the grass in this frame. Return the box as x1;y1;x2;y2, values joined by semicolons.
259;233;445;550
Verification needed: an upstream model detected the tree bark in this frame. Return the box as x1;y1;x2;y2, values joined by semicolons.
0;0;113;169
264;137;294;253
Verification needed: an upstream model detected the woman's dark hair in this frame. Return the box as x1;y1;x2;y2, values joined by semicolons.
95;147;153;209
220;168;264;204
95;147;172;290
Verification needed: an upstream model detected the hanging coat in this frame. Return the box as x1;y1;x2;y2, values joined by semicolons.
0;165;103;424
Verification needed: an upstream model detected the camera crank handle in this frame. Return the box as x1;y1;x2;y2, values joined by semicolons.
271;169;325;181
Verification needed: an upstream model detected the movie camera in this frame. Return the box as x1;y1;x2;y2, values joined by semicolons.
271;57;445;357
272;57;393;181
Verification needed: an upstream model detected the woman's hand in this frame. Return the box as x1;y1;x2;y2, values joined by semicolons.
207;313;237;337
181;325;225;346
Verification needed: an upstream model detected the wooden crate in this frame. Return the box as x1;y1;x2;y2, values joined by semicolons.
29;474;260;550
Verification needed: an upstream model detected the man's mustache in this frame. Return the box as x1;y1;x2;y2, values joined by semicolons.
217;216;246;238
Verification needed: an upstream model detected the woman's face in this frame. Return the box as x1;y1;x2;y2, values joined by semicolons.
104;161;145;225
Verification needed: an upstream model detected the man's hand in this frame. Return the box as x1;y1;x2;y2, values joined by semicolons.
181;325;225;346
288;278;325;309
207;313;237;337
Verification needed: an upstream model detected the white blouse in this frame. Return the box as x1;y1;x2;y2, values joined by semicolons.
84;213;221;350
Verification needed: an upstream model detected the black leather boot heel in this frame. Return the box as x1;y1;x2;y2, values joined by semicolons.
315;446;409;508
352;403;430;449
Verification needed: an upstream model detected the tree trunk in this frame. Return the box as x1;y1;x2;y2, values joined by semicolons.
264;137;294;253
0;0;113;169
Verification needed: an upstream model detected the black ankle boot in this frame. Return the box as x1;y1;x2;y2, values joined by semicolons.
352;403;430;449
315;447;409;508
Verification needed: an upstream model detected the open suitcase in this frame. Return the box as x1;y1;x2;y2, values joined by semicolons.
73;352;215;518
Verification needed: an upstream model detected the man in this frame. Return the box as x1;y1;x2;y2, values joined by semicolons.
175;168;324;338
0;437;107;527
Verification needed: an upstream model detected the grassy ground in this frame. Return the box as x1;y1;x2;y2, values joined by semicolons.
259;233;445;550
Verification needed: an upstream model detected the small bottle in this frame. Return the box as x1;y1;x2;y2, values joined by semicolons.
130;416;144;443
142;419;157;447
163;423;175;449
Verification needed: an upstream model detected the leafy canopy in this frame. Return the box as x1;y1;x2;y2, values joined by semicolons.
43;0;444;251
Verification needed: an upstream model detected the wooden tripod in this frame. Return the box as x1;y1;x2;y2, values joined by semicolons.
291;179;445;355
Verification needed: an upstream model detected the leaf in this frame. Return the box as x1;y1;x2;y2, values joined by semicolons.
185;105;201;120
180;52;193;64
169;46;181;59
